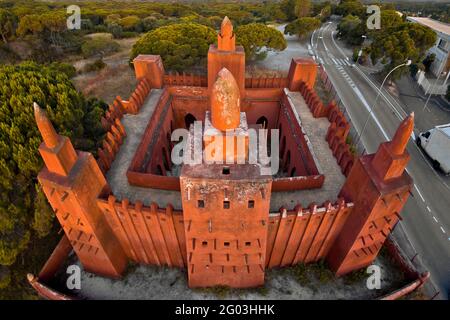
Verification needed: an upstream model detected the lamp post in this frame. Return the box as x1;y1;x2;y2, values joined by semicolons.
355;60;412;149
422;56;447;112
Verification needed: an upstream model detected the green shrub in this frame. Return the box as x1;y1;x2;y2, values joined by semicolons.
48;62;76;78
81;38;120;58
82;59;106;73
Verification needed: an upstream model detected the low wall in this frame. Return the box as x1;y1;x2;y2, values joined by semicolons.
96;196;353;271
299;81;355;177
245;77;288;89
97;118;127;174
97;196;186;268
266;200;353;267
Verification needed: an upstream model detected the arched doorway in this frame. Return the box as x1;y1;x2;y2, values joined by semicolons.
256;116;268;129
290;167;296;177
185;113;196;129
162;147;170;171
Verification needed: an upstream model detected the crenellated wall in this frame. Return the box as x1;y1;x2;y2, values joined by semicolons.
299;81;355;177
95;195;354;271
97;195;186;268
97;118;127;174
266;199;353;267
245;77;288;89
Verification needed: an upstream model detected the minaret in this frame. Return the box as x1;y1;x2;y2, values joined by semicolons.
180;65;271;288
326;114;414;276
34;103;77;176
204;68;249;164
35;103;127;278
208;17;245;99
210;68;241;131
217;16;235;51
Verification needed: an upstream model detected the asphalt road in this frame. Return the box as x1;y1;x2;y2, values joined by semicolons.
310;22;450;299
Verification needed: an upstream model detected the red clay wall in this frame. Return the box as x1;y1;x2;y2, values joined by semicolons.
298;81;355;177
266;200;352;267
96;196;353;271
97;196;186;268
274;92;324;190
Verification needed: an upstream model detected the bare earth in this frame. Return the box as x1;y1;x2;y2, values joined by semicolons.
72;37;138;104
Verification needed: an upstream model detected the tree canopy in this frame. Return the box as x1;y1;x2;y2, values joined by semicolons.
130;23;216;71
368;22;437;77
284;17;321;39
295;0;311;18
235;23;287;61
0;62;107;270
0;9;17;44
337;14;365;45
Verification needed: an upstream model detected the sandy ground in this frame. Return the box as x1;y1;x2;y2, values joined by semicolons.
58;252;405;300
72;37;138;104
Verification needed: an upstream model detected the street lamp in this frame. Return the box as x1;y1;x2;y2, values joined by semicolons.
355;60;412;149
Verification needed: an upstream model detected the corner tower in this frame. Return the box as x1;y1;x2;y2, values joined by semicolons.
35;103;127;277
327;114;414;275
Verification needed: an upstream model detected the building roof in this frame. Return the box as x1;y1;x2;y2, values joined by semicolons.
407;17;450;36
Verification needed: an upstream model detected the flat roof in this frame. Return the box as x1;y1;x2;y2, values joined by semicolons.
105;89;346;212
407;17;450;36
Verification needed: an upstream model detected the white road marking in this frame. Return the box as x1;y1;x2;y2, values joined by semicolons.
440;227;446;233
414;185;426;202
326;23;450;195
426;206;432;213
433;216;438;223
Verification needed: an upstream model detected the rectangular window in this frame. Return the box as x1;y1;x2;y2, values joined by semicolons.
198;200;205;208
223;201;230;209
248;200;255;208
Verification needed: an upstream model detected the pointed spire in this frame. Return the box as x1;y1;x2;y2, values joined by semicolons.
211;68;241;131
218;16;235;51
34;102;59;148
220;16;233;38
390;112;414;156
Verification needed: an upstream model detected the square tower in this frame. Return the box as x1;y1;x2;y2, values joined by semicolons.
180;163;272;288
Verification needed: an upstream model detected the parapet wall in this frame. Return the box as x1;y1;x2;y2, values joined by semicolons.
96;196;353;270
97;195;186;268
163;71;288;90
298;81;355;177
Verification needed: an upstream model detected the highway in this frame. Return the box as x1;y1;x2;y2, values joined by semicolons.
310;22;450;299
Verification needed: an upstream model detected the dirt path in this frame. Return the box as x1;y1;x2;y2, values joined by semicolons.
72;37;139;104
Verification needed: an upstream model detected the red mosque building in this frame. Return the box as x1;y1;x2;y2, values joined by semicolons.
28;17;416;296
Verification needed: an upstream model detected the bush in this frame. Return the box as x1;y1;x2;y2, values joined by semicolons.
82;59;106;73
131;23;216;71
48;62;76;78
120;31;139;39
81;38;120;58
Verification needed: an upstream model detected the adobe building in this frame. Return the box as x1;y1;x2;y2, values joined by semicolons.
29;17;416;295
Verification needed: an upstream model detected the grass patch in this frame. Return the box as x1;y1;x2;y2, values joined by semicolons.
194;285;231;299
342;269;368;285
